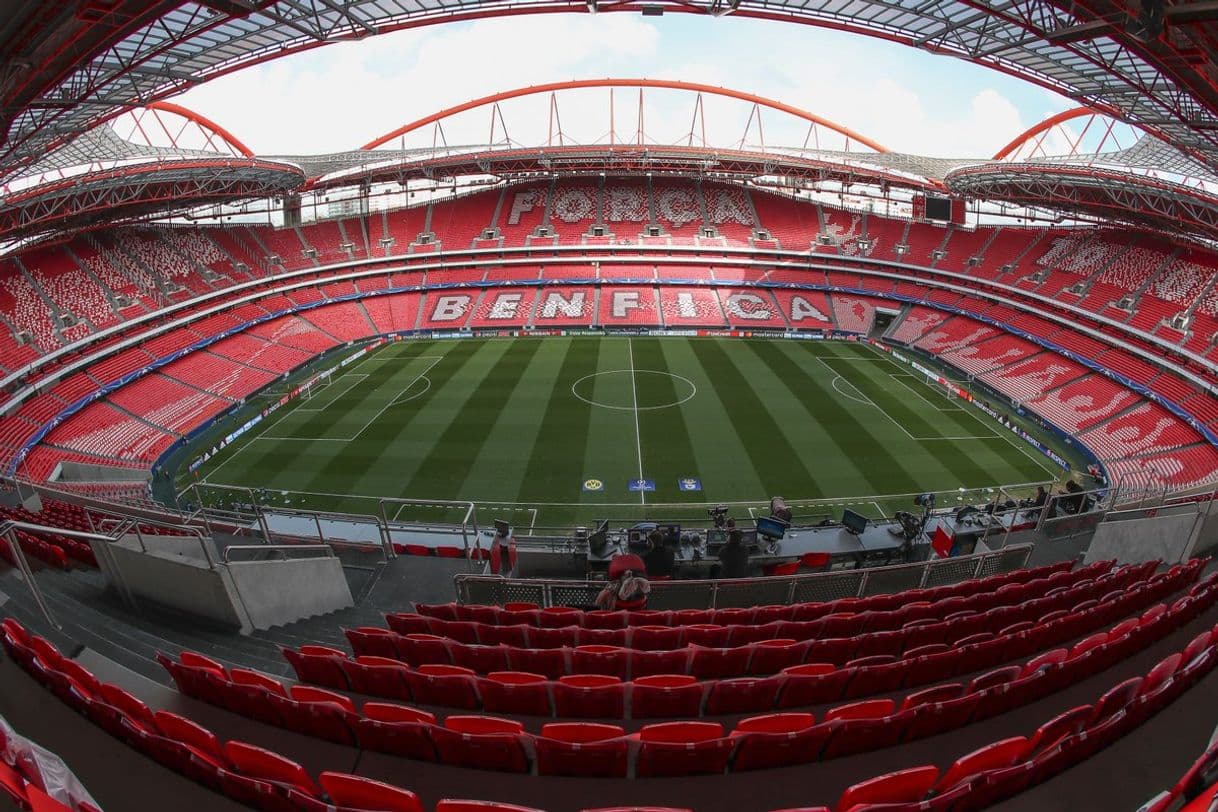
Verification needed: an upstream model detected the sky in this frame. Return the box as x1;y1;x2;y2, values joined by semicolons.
173;13;1078;160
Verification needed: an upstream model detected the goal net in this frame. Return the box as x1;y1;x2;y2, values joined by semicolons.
301;370;332;401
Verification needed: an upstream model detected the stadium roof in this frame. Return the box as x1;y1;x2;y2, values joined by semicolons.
6;9;1218;244
8;0;1218;183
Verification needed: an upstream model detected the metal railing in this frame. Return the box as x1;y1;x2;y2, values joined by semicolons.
221;544;335;563
453;543;1033;609
0;520;127;631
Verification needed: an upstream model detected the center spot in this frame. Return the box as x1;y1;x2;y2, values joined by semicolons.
571;370;697;411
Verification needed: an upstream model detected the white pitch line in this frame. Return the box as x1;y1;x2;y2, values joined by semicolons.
857;344;1060;478
888;373;965;413
296;374;368;412
627;338;645;506
202;481;1055;510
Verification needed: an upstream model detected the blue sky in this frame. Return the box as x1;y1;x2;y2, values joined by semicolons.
176;13;1075;158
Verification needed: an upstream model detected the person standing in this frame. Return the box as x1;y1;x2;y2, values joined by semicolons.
717;529;750;579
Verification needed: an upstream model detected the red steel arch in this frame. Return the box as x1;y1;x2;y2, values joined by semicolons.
144;101;255;158
991;107;1104;161
360;78;889;153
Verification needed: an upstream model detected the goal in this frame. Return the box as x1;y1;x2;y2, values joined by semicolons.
301;371;332;401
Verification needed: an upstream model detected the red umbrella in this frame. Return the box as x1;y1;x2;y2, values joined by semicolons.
608;553;646;580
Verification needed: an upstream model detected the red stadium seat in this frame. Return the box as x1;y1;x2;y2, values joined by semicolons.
705;676;782;715
635;721;736;777
730;713;831;770
553;674;626;718
689;645;751;680
535;722;629;777
836;765;940;812
629;647;691;678
318;772;425;812
471;624;526;649
385;613;433;635
437;801;546;812
631;625;684;651
356;703;437;760
405;664;480;709
431;716;530;773
933;736;1031;793
478;671;552;716
281;646;349;690
572;645;630;679
345;627;403;660
339;656;413;700
776;664;850;709
529;626;579;649
630;674;704;718
398;634;453;666
223;740;321;798
539;606;583;628
684;625;730;647
451;643;512;674
747;639;809;675
507;646;569;679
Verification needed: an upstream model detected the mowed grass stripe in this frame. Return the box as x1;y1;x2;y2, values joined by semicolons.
335;339;490;497
516;338;601;518
687;338;820;497
398;339;546;499
822;354;998;486
458;339;572;505
581;339;646;518
657;339;770;508
630;337;701;502
277;343;433;439
210;343;444;490
824;346;1054;486
276;344;463;498
761;341;925;495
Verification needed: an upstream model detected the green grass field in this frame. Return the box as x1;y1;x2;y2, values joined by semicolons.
181;336;1071;529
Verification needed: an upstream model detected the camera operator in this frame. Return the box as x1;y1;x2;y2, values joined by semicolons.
642;530;675;578
717;529;750;579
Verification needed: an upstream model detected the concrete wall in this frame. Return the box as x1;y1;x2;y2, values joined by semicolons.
1084;507;1202;565
226;557;352;630
57;462;149;482
93;539;353;633
93;540;246;629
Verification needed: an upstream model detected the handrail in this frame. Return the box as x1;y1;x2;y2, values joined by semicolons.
0;519;125;631
453;543;1034;608
221;544;334;564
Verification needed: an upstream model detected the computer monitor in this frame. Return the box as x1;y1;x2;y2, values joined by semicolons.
493;519;511;537
754;515;788;541
841;509;868;535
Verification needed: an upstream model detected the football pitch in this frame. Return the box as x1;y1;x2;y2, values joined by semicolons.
183;336;1070;529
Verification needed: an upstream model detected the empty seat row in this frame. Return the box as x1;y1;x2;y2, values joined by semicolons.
198;587;1210;756
12;595;1216;812
388;561;1126;659
417;560;1080;627
344;563;1169;685
152;587;1218;787
177;572;1217;760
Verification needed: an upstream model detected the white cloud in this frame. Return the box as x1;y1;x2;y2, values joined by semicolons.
171;14;1068;161
176;16;660;154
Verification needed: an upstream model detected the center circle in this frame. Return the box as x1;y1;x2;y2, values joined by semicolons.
571;370;697;411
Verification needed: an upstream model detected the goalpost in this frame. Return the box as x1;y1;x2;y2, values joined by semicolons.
301;370;332;401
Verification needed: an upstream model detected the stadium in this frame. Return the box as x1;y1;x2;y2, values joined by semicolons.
1;2;1218;811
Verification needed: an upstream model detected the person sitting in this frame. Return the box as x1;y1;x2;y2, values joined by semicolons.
717;529;750;579
642;531;675;578
595;569;650;610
